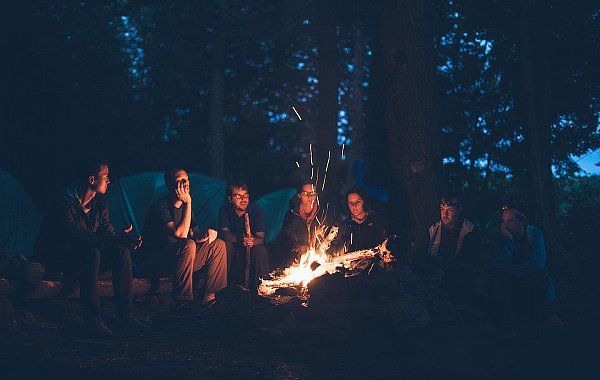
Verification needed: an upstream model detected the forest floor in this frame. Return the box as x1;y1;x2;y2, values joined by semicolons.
1;275;599;380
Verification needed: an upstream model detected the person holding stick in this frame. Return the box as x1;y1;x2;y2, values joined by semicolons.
219;181;269;290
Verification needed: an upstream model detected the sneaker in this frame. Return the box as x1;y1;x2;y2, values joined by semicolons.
87;318;113;338
169;301;195;315
117;312;150;331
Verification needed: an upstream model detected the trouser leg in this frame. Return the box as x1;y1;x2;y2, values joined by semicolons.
99;245;133;317
79;247;102;321
169;239;197;301
195;238;227;295
251;245;270;289
491;271;514;330
224;241;242;286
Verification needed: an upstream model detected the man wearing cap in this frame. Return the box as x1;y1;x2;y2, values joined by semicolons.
491;200;557;338
415;196;481;301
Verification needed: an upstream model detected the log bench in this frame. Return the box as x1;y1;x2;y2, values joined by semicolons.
0;276;173;299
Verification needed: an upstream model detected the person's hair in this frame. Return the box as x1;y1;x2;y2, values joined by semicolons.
346;187;370;211
164;168;185;191
440;194;461;207
76;155;109;179
227;180;248;196
296;180;316;195
501;200;528;221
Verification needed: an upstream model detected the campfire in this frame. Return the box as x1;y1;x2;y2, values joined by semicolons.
258;236;394;299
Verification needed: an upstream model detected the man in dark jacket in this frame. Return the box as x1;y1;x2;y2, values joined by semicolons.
414;196;481;302
35;158;145;337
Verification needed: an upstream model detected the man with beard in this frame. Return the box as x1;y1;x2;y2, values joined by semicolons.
218;181;269;290
414;196;481;302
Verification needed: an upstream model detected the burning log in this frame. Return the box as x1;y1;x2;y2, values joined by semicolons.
258;239;394;298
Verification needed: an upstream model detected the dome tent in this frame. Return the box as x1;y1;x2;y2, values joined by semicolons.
0;171;41;256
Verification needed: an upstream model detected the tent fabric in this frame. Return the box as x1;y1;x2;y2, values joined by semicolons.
0;171;41;256
107;171;294;243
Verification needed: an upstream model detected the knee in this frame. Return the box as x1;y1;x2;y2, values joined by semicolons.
214;238;226;255
119;247;132;263
179;239;197;256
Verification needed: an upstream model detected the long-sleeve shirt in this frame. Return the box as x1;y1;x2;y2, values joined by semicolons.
495;225;547;278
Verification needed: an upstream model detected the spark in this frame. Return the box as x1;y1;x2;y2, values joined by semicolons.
311;167;314;179
292;106;302;120
295;161;300;168
325;150;331;172
321;173;327;191
350;233;353;245
341;144;345;158
315;167;320;186
316;195;320;207
315;215;322;226
309;144;313;166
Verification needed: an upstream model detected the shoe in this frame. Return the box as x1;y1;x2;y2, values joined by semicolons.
202;298;217;309
169;301;195;315
117;312;150;331
87;318;113;338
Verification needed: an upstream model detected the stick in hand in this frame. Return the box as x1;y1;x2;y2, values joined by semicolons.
244;213;252;289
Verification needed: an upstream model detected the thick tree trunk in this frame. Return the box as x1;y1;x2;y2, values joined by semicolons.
208;6;228;179
381;0;442;242
315;0;339;189
518;0;571;276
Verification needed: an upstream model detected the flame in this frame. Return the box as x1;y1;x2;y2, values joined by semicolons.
258;239;393;297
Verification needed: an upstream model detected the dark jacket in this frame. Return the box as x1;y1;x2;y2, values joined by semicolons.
333;210;388;253
35;185;117;260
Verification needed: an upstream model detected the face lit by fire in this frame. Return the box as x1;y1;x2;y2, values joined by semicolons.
347;193;365;219
172;170;190;193
440;204;460;228
229;187;249;213
298;183;317;209
90;164;110;195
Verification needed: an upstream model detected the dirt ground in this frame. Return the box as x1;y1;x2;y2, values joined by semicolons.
1;281;599;379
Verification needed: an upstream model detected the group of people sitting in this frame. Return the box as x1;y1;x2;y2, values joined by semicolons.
33;157;558;339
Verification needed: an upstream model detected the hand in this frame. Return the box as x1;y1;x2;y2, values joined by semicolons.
196;229;218;244
242;236;254;248
207;229;217;244
120;225;143;249
501;223;513;240
175;181;192;204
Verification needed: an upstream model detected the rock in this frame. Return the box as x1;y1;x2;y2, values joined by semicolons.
388;295;431;331
0;296;17;333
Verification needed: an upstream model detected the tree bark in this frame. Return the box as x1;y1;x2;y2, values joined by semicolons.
381;0;442;242
518;0;571;276
315;0;339;187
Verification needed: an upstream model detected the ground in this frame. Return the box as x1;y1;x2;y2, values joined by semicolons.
1;279;599;379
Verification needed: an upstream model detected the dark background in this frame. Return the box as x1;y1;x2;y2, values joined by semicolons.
1;0;599;261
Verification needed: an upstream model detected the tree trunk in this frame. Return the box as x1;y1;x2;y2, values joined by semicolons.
208;5;228;179
349;28;366;166
381;0;442;242
315;0;339;190
518;0;571;276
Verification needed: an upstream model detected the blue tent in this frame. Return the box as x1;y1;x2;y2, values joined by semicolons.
0;171;42;256
106;171;294;243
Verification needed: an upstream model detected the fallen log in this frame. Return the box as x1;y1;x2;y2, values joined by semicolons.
0;277;173;299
